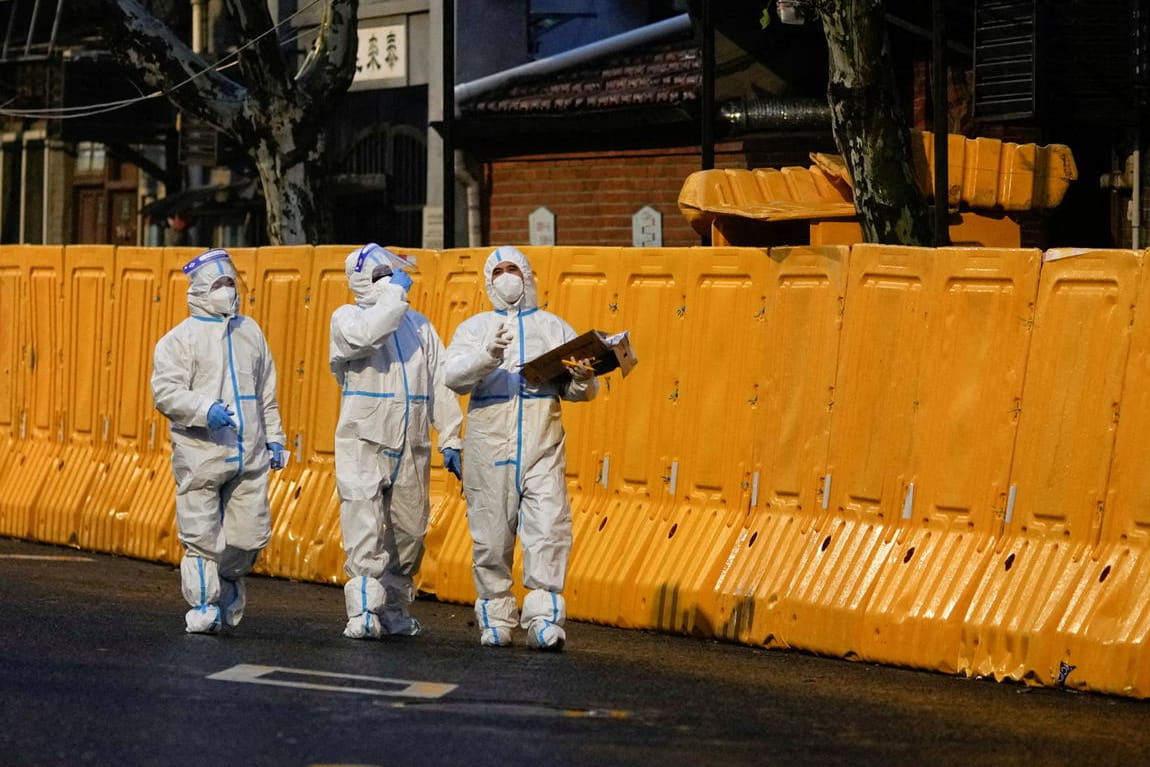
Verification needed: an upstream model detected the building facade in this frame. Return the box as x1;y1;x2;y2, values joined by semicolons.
1;1;1146;250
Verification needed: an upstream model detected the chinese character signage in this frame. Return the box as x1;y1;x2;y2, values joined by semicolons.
355;24;406;84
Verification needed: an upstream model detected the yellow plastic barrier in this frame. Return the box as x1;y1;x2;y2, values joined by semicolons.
9;242;1150;697
960;249;1143;690
1070;255;1150;696
766;245;941;658
711;245;848;644
417;246;491;602
247;246;317;581
77;247;170;561
36;245;115;548
0;246;64;541
564;247;691;627
855;246;1041;670
622;247;772;633
912;132;1078;210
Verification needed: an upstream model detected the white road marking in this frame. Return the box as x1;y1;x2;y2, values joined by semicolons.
207;663;457;699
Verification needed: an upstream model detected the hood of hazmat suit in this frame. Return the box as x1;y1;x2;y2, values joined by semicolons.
346;242;417;307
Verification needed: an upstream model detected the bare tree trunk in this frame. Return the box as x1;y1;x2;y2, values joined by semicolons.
815;0;934;245
250;126;324;245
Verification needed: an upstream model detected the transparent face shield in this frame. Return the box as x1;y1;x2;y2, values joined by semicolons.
357;246;416;274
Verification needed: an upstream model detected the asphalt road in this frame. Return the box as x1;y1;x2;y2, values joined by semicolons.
1;536;1147;767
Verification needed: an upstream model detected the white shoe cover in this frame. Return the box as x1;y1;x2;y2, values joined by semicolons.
525;618;566;652
185;604;222;634
381;609;423;636
480;627;512;647
220;577;246;627
343;614;384;639
343;576;386;639
521;589;566;628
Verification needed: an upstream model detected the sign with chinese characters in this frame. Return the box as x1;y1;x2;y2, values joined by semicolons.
632;205;662;247
529;207;555;245
354;24;406;84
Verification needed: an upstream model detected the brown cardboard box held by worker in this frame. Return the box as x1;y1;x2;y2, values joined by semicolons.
521;330;638;386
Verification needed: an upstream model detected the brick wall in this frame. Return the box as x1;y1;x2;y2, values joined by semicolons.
485;144;746;247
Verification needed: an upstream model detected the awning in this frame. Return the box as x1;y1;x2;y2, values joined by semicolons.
140;179;261;220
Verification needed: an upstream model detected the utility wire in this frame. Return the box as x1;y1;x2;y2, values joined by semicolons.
0;0;321;120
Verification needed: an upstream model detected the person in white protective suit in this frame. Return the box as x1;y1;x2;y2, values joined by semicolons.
331;243;464;639
151;248;287;634
443;245;598;651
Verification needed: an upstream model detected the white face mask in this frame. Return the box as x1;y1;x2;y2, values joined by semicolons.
208;286;238;316
493;273;524;304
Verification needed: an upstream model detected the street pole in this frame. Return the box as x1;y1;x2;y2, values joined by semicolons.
700;0;714;172
700;0;714;245
932;0;949;246
443;0;456;249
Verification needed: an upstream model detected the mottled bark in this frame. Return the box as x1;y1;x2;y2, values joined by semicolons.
815;0;934;245
99;0;358;245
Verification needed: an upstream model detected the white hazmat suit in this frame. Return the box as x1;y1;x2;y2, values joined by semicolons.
331;244;464;639
444;246;598;650
151;248;286;634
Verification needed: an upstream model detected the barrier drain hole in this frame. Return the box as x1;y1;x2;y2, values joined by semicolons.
57;460;65;470
667;523;678;539
903;547;915;563
748;531;758;547
1004;553;1015;571
821;535;831;552
1099;565;1111;583
598;517;608;532
294;486;302;499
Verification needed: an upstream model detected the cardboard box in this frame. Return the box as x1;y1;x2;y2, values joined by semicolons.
520;330;637;386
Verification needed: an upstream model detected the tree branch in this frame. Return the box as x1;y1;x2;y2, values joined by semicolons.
221;0;292;106
295;0;359;112
98;0;246;133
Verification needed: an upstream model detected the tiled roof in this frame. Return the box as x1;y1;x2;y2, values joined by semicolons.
463;38;701;116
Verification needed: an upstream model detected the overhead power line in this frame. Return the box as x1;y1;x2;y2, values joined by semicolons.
0;0;320;120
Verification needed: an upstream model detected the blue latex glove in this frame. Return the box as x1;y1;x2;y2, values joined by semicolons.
268;442;286;470
207;401;236;430
390;269;413;292
442;448;462;479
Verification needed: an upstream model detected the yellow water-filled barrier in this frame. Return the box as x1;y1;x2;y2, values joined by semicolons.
5;242;1150;698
